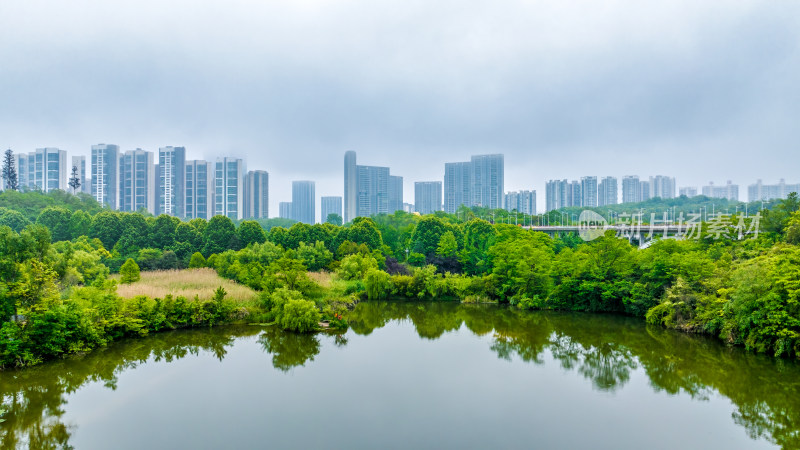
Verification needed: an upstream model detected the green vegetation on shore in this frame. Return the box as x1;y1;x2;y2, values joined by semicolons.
1;189;799;369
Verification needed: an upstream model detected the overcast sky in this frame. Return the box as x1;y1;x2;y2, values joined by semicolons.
1;0;799;217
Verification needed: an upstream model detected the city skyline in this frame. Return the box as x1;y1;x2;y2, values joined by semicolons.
4;143;800;220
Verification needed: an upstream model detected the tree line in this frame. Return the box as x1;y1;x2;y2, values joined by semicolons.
1;190;800;370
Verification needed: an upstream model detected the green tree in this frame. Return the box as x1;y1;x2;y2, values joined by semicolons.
68;210;93;240
120;258;141;284
364;268;392;300
268;226;290;249
2;148;18;190
188;252;207;268
0;207;32;232
285;222;312;249
297;241;333;271
114;213;150;257
174;222;201;248
89;211;123;249
346;217;383;250
151;214;179;249
36;207;72;242
326;213;343;226
786;211;800;245
337;253;378;280
266;255;311;291
189;217;208;235
68;165;81;193
203;215;238;256
238;220;267;247
436;231;458;258
459;219;498;275
279;298;321;332
411;216;449;256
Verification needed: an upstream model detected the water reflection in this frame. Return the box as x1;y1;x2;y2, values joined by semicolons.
258;327;321;372
347;302;800;449
1;303;799;449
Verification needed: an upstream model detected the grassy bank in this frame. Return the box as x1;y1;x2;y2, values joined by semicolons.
113;268;258;302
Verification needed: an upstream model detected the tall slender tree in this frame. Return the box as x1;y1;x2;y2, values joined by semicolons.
68;165;81;194
1;148;18;191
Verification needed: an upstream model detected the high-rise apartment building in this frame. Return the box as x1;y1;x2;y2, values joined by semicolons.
279;202;293;220
21;148;67;192
157;146;186;217
214;157;245;220
91;144;120;209
343;152;403;220
415;181;443;215
598;176;618;207
118;149;155;213
640;180;652;202
444;162;471;214
243;170;269;219
702;181;739;201
443;154;504;213
470;154;504;209
651;175;676;199
568;181;582;208
679;187;698;197
622;176;640;204
504;190;536;215
71;155;90;194
344;151;357;223
389;175;403;214
546;179;573;212
185;160;214;219
357;165;389;217
292;181;315;224
321;196;343;223
748;179;800;202
13;153;28;190
581;176;598;208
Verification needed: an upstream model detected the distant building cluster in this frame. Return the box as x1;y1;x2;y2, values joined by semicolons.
343;151;403;223
747;179;800;202
7;145;795;223
444;154;505;213
545;175;676;212
7;145;263;221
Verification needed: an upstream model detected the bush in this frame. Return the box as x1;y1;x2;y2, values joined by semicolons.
120;259;141;284
279;298;321;332
364;269;392;300
407;252;426;267
337;253;378;281
188;252;206;268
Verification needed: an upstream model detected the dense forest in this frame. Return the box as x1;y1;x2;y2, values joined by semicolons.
1;189;799;369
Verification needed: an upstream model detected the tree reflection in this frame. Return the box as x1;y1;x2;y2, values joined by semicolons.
346;301;800;448
0;326;257;450
258;327;321;372
2;304;800;449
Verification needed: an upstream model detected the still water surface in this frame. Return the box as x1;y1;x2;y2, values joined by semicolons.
2;302;799;449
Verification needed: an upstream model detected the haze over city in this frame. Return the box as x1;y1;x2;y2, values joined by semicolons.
2;0;799;215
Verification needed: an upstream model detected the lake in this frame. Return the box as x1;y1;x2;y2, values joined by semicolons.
1;301;799;449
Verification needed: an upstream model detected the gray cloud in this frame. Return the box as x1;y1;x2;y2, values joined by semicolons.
1;0;798;215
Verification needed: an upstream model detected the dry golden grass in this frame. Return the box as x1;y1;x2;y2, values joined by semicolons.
113;268;257;303
307;271;334;288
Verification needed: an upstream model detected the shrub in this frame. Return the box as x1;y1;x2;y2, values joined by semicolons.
364;269;392;300
407;252;426;267
120;259;141;284
188;252;206;268
337;253;378;280
279;298;321;332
